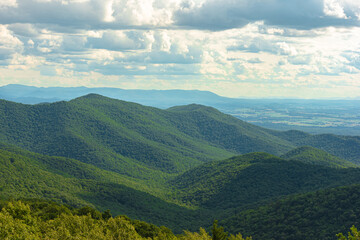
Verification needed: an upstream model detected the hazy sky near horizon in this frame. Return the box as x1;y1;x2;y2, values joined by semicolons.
0;0;360;98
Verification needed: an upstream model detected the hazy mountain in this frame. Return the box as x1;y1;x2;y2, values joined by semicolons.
0;84;230;107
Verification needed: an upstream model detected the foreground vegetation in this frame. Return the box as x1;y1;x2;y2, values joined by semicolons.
0;200;250;240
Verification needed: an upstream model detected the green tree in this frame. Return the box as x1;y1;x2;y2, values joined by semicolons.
337;226;360;240
211;220;228;240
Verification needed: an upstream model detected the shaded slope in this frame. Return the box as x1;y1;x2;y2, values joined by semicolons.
223;184;360;240
282;146;357;168
171;152;360;210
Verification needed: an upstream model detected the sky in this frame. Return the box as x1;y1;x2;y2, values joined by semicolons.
0;0;360;98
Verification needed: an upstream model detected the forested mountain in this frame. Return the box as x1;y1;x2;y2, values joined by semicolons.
0;144;207;232
223;184;360;240
171;152;360;210
274;130;360;163
1;94;359;173
0;94;292;179
1;94;360;238
281;146;357;168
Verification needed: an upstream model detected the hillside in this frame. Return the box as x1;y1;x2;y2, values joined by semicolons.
0;95;295;178
170;152;360;210
0;144;208;232
2;142;360;235
1;95;360;236
1;94;359;169
223;184;360;240
274;130;360;164
281;146;357;168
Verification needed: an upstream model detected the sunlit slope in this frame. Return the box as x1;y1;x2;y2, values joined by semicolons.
0;94;295;177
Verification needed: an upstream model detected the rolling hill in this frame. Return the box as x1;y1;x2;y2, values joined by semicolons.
281;146;357;168
170;152;360;210
223;184;360;240
0;143;208;232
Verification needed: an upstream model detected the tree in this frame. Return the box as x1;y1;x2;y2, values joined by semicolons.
211;220;228;240
337;226;360;240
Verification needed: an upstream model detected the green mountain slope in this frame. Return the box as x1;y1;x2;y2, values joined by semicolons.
274;130;360;164
223;184;360;240
2;142;360;234
171;152;360;210
0;144;208;232
282;146;357;168
0;95;294;179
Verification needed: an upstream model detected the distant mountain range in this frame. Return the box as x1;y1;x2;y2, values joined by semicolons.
2;84;360;137
1;94;360;238
0;84;232;107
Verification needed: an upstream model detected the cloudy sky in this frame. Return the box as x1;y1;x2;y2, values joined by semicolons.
0;0;360;98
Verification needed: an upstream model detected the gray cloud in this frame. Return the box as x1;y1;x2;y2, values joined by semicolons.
247;58;263;64
87;31;150;51
174;0;360;30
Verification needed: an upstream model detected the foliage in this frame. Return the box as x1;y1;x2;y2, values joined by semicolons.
223;184;360;240
0;146;208;233
282;146;357;168
337;226;360;240
0;200;250;240
171;152;360;209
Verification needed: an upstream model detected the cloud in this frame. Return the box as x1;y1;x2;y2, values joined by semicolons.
228;37;298;56
174;0;360;30
0;0;17;8
0;0;176;30
247;58;263;64
0;25;23;60
8;23;40;37
87;30;152;51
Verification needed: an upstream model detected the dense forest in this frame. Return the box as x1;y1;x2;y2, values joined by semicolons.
1;95;360;239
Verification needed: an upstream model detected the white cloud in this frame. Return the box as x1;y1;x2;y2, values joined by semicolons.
0;0;17;8
324;0;347;19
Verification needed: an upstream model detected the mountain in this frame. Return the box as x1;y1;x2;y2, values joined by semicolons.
0;143;207;232
223;184;360;240
274;130;360;164
0;84;230;107
170;152;360;210
281;146;357;168
0;94;296;178
2;94;360;236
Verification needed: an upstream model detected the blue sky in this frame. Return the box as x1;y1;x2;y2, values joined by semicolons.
0;0;360;98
